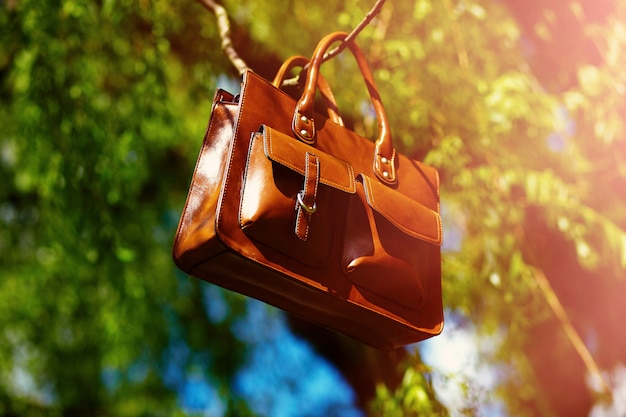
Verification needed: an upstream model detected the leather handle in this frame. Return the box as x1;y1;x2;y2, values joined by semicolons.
272;56;344;127
293;32;397;185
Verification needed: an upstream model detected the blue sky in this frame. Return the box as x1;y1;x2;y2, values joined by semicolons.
176;289;363;417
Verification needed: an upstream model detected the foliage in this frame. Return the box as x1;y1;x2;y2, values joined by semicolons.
1;0;625;416
371;359;447;417
1;0;246;415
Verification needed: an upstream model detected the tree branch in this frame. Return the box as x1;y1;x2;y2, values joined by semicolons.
322;0;387;62
278;0;386;86
530;266;612;398
194;0;250;75
197;0;386;77
442;0;469;69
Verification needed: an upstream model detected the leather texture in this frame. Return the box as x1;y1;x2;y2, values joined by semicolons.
173;32;443;349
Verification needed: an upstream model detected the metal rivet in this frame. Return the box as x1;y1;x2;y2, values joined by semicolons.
300;129;309;137
381;157;389;164
382;171;390;179
300;115;310;124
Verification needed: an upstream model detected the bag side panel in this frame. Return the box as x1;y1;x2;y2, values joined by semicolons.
173;92;238;272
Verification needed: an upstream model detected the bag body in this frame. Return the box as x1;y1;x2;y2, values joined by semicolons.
173;32;443;349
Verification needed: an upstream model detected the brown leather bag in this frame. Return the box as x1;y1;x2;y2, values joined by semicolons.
173;32;443;349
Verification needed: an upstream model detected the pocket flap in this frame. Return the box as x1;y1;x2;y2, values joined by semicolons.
261;125;356;193
360;175;442;246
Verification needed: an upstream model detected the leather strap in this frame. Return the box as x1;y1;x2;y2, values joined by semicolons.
292;32;397;185
295;152;320;241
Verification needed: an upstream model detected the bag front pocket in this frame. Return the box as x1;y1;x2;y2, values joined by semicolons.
342;175;442;312
239;126;354;268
